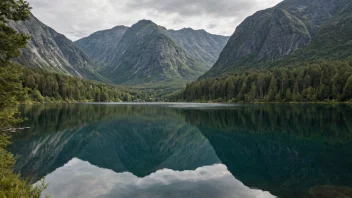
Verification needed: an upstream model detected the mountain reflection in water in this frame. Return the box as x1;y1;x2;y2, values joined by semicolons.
9;103;352;198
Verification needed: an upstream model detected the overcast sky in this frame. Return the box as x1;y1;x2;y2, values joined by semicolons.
27;0;282;41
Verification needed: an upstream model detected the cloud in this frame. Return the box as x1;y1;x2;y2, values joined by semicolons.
27;0;281;41
127;0;258;17
207;24;218;29
40;158;276;198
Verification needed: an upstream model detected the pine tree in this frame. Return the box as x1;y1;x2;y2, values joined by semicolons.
0;0;32;127
285;88;292;101
0;1;48;197
343;75;352;100
0;0;31;65
249;82;257;102
267;76;278;101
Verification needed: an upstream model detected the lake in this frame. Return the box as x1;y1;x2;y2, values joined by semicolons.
9;103;352;198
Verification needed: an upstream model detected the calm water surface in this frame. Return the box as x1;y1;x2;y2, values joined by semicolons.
9;103;352;198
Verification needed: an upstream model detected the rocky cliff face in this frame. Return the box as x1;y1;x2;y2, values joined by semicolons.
9;13;107;82
74;26;129;67
167;28;229;67
99;20;208;85
202;0;351;78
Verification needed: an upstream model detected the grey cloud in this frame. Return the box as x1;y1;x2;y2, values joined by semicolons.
207;24;217;29
27;0;50;8
27;0;281;40
126;0;255;17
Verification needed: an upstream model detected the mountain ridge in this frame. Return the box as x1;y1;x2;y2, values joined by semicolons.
11;13;229;87
9;13;109;82
201;0;352;78
96;20;211;85
75;20;229;86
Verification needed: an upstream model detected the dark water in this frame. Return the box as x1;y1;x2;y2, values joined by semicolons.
9;103;352;198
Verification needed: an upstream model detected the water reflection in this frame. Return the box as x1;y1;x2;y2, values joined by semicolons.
9;103;352;198
11;104;219;181
42;158;274;198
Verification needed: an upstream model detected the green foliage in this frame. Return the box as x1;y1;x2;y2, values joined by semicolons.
342;75;352;100
0;0;31;64
0;0;31;127
0;0;31;129
0;63;24;105
21;68;149;103
0;1;48;197
0;136;48;198
169;60;352;103
0;63;25;129
31;89;44;102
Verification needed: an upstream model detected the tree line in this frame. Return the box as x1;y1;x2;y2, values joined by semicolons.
169;59;352;103
22;68;141;103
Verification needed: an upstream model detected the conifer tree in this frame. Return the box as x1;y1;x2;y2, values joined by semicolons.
0;1;47;197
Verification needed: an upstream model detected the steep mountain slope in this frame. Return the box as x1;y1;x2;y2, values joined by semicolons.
74;26;129;67
99;20;207;85
202;0;352;78
9;13;108;82
75;22;229;86
167;28;229;67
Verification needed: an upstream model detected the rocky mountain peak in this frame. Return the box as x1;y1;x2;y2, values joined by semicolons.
134;19;158;28
75;20;228;86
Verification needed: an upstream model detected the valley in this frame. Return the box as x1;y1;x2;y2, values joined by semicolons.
7;0;352;103
1;0;352;197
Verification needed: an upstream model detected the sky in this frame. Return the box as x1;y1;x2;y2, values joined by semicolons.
27;0;282;41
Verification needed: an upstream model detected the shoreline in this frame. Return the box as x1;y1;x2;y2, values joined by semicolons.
18;100;352;105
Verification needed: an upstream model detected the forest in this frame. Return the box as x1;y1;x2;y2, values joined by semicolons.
168;59;352;103
22;68;142;103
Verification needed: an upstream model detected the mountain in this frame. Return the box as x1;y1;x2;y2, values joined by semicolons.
9;13;108;82
74;26;129;67
75;21;229;86
167;28;229;67
98;20;208;85
202;0;352;78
